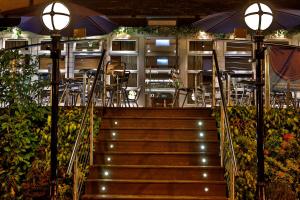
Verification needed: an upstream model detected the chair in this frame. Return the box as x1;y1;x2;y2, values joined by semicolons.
119;71;131;107
105;61;126;107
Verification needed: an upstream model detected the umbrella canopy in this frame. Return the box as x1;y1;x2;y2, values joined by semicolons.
3;1;118;36
192;8;300;33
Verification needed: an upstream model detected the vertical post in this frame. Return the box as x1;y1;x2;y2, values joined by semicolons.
227;74;231;106
230;161;235;200
82;72;87;106
50;34;61;200
73;155;78;200
254;35;265;200
264;51;270;110
220;103;225;167
89;98;94;166
212;58;216;107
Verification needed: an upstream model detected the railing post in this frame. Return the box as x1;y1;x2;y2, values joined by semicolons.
230;161;235;200
220;104;225;167
212;59;216;107
265;50;271;110
89;97;94;166
73;155;78;200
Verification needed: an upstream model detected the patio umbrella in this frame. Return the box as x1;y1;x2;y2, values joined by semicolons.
3;1;118;36
192;8;300;33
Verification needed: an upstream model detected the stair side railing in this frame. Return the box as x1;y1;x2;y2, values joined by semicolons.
212;50;237;200
67;49;106;200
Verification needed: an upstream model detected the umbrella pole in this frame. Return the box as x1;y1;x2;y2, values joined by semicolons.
254;34;266;200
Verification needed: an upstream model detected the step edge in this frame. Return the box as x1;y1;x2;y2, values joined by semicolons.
90;165;224;169
85;179;227;184
82;194;227;199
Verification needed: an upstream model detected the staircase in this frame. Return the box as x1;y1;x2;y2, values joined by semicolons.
82;108;227;200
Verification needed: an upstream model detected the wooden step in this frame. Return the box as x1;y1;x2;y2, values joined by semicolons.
94;152;220;166
82;194;228;200
99;129;218;141
101;118;216;130
95;140;219;153
84;179;227;196
88;165;225;181
99;108;213;118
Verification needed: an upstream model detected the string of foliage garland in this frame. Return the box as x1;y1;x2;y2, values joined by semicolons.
112;26;296;39
0;50;99;199
214;106;300;200
112;26;208;37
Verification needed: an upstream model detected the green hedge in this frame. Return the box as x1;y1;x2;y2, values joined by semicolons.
215;106;300;200
0;106;99;199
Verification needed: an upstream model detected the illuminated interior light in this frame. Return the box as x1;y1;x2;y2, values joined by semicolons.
202;158;207;163
200;145;205;150
114;121;118;125
112;132;116;137
204;187;209;192
101;186;106;191
203;173;208;178
110;144;114;149
107;157;111;162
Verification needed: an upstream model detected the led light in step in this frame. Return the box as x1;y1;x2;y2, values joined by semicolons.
198;121;203;126
204;187;209;192
202;158;207;163
203;173;208;178
199;132;204;137
101;186;106;191
104;171;109;176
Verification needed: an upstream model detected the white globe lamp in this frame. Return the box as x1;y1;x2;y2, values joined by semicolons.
244;2;273;31
42;2;70;32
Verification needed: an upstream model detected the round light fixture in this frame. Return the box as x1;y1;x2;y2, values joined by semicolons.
244;3;273;31
42;2;71;31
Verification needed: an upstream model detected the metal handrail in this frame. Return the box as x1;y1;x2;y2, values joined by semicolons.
213;49;237;173
67;49;106;200
67;49;105;174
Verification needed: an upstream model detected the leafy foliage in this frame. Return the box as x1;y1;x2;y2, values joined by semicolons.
0;50;100;199
216;106;300;200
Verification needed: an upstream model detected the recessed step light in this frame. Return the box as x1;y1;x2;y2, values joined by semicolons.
199;132;204;137
200;145;205;150
203;173;208;178
198;121;203;126
202;158;207;163
101;186;106;192
204;187;209;192
104;171;109;176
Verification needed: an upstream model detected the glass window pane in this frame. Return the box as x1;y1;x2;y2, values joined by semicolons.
112;40;136;51
111;56;137;70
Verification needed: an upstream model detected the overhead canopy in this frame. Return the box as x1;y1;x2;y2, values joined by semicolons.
3;1;118;36
192;9;300;33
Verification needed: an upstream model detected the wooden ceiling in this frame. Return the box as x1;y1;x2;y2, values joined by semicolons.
1;0;300;26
